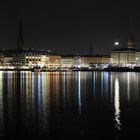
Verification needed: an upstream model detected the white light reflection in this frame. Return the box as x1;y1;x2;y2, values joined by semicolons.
110;73;113;100
101;73;104;99
104;72;109;94
78;71;81;114
127;73;130;101
21;72;25;96
114;78;121;131
93;72;96;96
62;72;66;105
0;71;3;129
38;73;42;113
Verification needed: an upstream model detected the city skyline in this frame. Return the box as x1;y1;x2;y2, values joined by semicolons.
1;1;140;139
0;0;140;55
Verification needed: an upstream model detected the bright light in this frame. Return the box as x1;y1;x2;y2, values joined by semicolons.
115;42;119;46
42;56;46;59
114;78;121;131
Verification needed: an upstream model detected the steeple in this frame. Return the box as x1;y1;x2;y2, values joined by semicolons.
128;18;135;48
17;16;24;51
89;40;93;55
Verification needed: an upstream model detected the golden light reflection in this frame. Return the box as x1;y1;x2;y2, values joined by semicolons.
26;72;29;95
62;72;66;106
41;72;50;131
50;72;60;109
20;71;24;96
114;78;121;131
31;72;35;98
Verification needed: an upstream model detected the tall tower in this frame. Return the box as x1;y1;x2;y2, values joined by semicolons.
128;19;135;48
89;40;93;55
17;16;24;51
15;16;25;67
128;32;135;48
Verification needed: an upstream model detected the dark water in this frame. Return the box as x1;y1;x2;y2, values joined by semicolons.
0;71;140;139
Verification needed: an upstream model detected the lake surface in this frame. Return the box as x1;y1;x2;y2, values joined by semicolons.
0;71;140;139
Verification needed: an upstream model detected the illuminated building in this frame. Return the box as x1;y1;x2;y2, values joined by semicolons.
24;48;47;67
24;48;61;67
47;55;61;67
80;55;110;66
0;51;4;65
24;49;62;68
61;55;110;68
136;51;140;65
111;29;136;65
61;56;75;67
111;48;136;64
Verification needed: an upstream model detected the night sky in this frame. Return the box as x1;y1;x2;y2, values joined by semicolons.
0;0;140;55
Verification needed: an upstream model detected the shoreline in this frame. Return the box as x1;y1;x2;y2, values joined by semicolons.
0;68;140;72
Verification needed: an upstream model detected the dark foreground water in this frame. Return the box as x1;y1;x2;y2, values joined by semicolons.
0;71;140;139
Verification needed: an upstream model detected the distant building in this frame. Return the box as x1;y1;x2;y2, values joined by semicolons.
61;55;110;68
48;55;61;67
136;51;140;65
3;57;13;66
81;55;111;66
111;29;136;65
61;56;75;67
24;48;62;68
111;48;136;64
24;48;47;67
0;51;4;65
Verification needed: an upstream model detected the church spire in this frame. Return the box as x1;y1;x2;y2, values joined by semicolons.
89;40;93;55
17;16;24;51
128;18;135;48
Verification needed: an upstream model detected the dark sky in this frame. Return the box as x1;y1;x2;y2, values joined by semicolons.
0;0;140;55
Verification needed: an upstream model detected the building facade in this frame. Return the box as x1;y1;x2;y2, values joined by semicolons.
111;48;136;64
81;55;110;66
61;55;111;68
61;56;75;67
111;29;136;65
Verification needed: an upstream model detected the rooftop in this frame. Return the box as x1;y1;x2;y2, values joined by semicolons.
112;47;136;52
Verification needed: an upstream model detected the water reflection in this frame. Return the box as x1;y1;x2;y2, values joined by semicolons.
0;72;3;134
0;71;140;138
114;78;121;131
78;71;81;114
127;73;130;101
